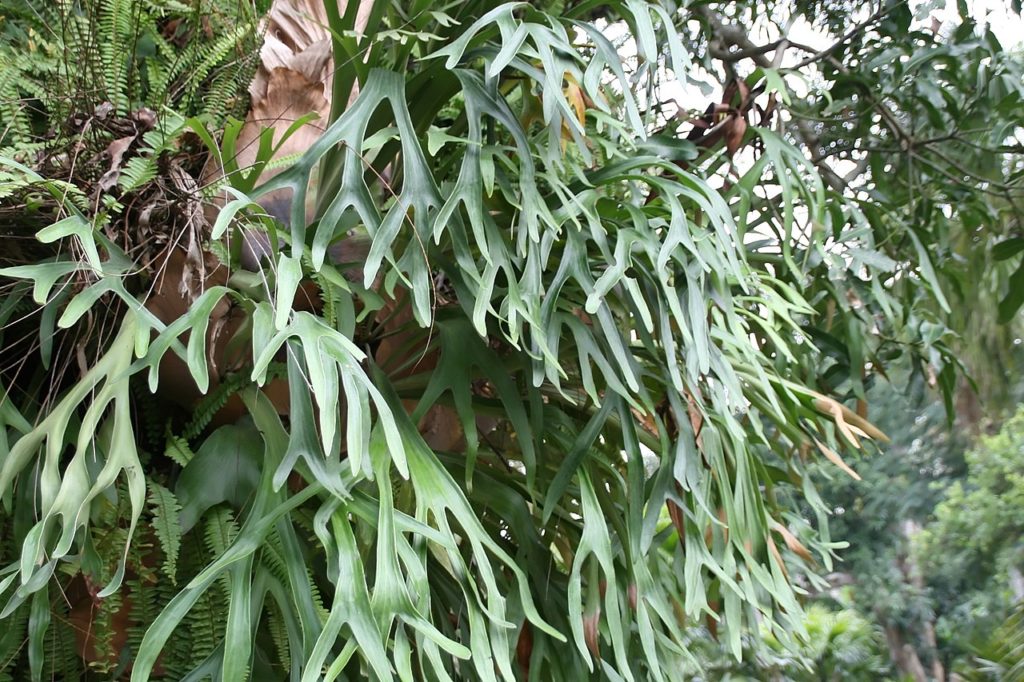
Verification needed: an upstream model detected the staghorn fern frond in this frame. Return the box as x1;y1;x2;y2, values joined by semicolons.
0;0;1001;680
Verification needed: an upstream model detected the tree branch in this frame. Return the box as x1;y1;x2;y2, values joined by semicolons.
693;5;772;68
789;1;899;69
708;39;785;63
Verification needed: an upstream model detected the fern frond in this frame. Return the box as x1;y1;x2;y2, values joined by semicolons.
87;580;124;674
265;598;292;674
181;372;250;439
0;60;34;147
118;156;159;193
184;23;251;101
183;362;287;439
204;506;240;597
0;165;91;212
184;589;223;667
0;600;30;680
201;58;256;120
204;506;239;555
42;597;83;680
148;481;183;584
206;238;231;269
126;568;160;656
164;432;195;467
99;0;136;112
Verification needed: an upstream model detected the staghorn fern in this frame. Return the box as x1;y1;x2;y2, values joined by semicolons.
0;0;1012;680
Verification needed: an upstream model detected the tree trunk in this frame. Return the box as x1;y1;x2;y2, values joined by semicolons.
1009;565;1024;602
884;624;929;682
886;520;946;682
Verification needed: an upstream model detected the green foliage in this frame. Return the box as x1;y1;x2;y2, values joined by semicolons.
0;0;261;149
955;602;1024;681
784;603;893;681
820;373;967;582
148;482;182;584
164;433;196;468
818;370;1024;678
924;408;1024;578
0;42;54;149
920;405;1024;654
675;596;894;681
0;0;1021;680
757;600;893;681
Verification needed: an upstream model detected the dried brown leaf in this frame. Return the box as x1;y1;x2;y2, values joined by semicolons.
583;610;601;661
516;622;533;676
96;135;136;192
725;115;748;158
813;437;861;481
769;519;813;562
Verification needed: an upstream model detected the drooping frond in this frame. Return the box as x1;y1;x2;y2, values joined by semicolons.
1;0;1015;679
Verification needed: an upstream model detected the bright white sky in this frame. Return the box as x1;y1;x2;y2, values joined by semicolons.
782;0;1024;55
942;0;1024;47
641;0;1024;114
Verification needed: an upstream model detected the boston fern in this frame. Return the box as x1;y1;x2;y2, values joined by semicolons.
0;0;1007;680
0;0;263;150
